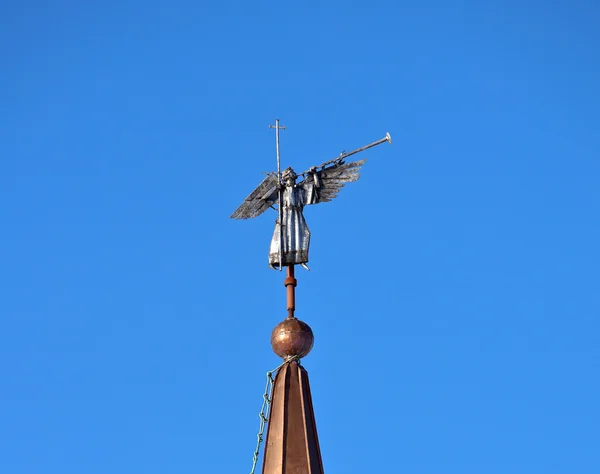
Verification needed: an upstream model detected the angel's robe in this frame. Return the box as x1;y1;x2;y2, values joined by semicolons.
269;182;319;266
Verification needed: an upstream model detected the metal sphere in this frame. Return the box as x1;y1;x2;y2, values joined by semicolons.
271;317;314;359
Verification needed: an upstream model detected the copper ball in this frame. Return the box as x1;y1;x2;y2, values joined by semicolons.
271;317;314;359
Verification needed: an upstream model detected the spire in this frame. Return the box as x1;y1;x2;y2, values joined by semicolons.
236;123;391;474
261;265;325;474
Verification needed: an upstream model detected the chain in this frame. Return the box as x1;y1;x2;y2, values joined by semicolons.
249;356;299;474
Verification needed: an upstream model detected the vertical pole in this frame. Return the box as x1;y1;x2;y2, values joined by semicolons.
275;119;281;177
275;119;284;271
284;264;297;318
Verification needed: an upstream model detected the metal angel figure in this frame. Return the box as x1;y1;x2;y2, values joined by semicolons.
231;121;391;270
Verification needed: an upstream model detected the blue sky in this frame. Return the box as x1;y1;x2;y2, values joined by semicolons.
1;1;599;473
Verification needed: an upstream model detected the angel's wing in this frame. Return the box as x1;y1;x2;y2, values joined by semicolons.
230;174;279;219
300;159;367;204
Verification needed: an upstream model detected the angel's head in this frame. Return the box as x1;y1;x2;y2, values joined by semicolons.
282;167;297;185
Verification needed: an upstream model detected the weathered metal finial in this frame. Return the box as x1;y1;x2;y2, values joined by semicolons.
239;121;392;474
271;265;314;360
271;317;314;359
231;122;392;270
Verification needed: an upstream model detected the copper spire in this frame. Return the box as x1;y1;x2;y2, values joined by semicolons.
262;265;324;474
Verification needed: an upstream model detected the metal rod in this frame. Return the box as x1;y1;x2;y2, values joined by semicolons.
284;264;297;318
275;120;283;271
270;119;286;271
275;119;281;180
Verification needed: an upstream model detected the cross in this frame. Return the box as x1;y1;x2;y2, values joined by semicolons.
269;119;286;178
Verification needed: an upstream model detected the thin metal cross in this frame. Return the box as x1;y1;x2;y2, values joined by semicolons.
269;119;286;178
269;119;286;271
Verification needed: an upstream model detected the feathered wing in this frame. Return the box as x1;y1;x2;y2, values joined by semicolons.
230;174;279;219
300;159;367;204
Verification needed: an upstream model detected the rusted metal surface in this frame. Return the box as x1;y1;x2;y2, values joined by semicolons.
284;265;297;318
231;126;392;268
271;317;314;360
262;360;324;474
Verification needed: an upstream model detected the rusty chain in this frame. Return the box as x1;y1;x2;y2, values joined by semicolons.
249;355;299;474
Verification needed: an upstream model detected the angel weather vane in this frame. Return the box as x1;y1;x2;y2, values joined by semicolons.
231;120;392;270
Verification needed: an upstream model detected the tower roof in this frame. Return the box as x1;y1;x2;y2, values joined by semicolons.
262;360;324;474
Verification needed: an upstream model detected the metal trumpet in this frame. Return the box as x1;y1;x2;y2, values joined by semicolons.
313;132;392;170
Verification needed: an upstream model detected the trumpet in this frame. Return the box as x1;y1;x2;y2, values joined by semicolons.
313;132;392;171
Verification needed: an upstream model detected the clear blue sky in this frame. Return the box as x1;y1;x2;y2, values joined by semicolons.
1;1;599;473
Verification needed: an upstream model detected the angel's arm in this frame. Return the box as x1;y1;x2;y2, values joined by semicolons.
300;159;367;205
